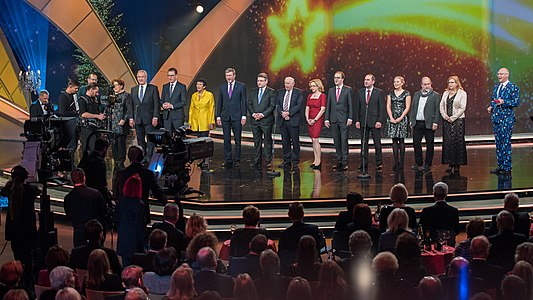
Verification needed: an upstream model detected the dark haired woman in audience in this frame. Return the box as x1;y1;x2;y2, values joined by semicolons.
378;208;412;253
346;204;381;255
287;235;321;281
37;245;76;287
286;277;312;300
379;183;417;232
233;273;258;300
314;261;350;300
82;249;122;294
165;264;196;300
185;232;226;274
512;261;533;300
395;232;427;287
144;248;178;294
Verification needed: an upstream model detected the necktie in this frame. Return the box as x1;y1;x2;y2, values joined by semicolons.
366;89;371;105
170;83;174;96
73;94;79;111
496;84;503;98
139;85;145;102
336;87;340;102
283;91;290;111
228;82;233;98
258;88;263;105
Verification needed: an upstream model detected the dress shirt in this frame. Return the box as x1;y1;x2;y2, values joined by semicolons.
40;101;48;115
416;95;428;121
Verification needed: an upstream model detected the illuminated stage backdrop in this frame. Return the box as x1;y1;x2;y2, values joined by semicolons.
194;0;533;136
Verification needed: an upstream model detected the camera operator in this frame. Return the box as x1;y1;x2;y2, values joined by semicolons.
58;79;81;154
79;82;105;154
110;78;133;169
79;138;113;207
29;90;54;118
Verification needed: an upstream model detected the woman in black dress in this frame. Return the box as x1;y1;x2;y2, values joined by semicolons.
440;76;467;174
386;76;411;170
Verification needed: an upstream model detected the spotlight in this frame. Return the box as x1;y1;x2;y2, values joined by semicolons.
196;4;204;14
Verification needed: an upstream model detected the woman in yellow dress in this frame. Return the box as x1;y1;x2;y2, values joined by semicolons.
188;78;215;172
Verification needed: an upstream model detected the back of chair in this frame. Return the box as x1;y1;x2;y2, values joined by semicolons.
148;293;166;300
75;268;88;283
86;289;125;300
34;285;51;299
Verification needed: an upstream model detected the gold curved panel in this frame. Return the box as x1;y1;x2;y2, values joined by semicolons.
0;28;28;109
151;0;254;88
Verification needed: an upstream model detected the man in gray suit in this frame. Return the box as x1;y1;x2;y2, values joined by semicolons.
409;76;441;172
160;67;186;131
248;73;277;170
277;77;303;171
325;71;353;171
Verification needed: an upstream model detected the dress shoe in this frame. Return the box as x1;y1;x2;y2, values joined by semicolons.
376;165;383;171
411;164;421;170
221;162;233;168
233;161;240;168
490;167;502;174
342;165;348;171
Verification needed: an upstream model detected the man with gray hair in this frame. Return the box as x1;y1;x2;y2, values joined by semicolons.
419;182;459;246
39;266;76;300
371;252;413;300
125;287;148;300
151;203;186;255
469;236;505;290
489;193;531;237
418;276;442;300
193;247;234;297
30;89;53;118
255;250;292;300
277;76;303;171
488;210;527;272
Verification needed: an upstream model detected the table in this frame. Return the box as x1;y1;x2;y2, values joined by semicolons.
219;239;277;260
421;246;455;275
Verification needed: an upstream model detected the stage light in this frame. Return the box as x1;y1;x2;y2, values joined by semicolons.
196;4;204;14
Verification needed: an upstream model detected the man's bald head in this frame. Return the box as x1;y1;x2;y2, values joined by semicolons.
471;236;490;259
497;68;510;83
196;247;217;270
418;276;442;300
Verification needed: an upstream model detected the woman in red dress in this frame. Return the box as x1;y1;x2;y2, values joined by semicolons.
305;79;326;169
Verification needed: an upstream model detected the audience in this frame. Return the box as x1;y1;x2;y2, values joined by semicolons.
337;230;373;288
453;217;485;261
193;247;234;297
143;248;177;294
512;261;533;300
370;251;413;300
39;266;76;300
185;213;208;243
132;229;167;273
196;291;222;300
0;261;26;300
233;273;258;300
166;264;196;300
469;236;505;291
286;235;321;280
488;210;528;272
314;261;350;300
82;249;123;294
345;204;381;255
285;277;311;300
515;242;533;265
489;193;531;237
124;287;149;300
395;232;426;287
254;250;292;300
186;232;226;274
379;183;417;232
378;208;412;253
440;257;484;300
55;287;81;300
334;192;363;231
501;275;527;300
37;245;71;287
230;205;269;257
121;265;147;293
418;276;442;300
151;203;187;258
3;289;29;300
229;234;268;279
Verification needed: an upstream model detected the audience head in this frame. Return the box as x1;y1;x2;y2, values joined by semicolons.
167;264;196;300
121;265;144;289
234;273;258;300
386;208;409;233
242;205;261;227
349;230;372;258
186;231;218;263
346;192;364;212
496;210;515;231
353;203;373;228
433;182;448;201
70;168;85;185
163;203;179;224
447;256;469;277
259;249;280;276
249;234;268;254
515;242;533;265
185;213;208;240
3;289;29;300
45;245;70;272
465;217;485;239
87;249;112;288
196;247;217;271
197;291;222;300
49;266;75;290
127;146;144;163
471;236;490;259
418;276;442;300
396;232;421;260
153;248;178;276
288;202;304;222
295;235;317;265
503;193;520;211
389;183;408;204
501;275;527;300
512;261;533;300
286;277;311;300
149;229;168;251
125;287;149;300
372;252;398;274
94;138;110;153
317;260;347;287
0;261;23;287
85;219;104;243
55;287;81;300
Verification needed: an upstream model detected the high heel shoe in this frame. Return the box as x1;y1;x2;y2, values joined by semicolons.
312;164;321;170
309;164;315;168
446;165;453;173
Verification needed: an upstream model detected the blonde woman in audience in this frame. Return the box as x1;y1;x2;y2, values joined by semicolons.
166;264;196;300
233;273;258;300
378;208;412;253
55;287;82;300
82;249;123;294
379;183;417;232
512;261;533;300
185;213;208;242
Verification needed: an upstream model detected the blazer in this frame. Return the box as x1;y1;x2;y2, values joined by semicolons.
247;87;277;126
440;89;467;121
488;210;531;237
487;230;527;272
57;91;79;117
419;201;460;245
490;81;520;118
160;81;186;121
29;101;51;118
276;88;303;127
469;259;505;290
188;91;215;132
193;270;235;298
69;241;123;275
216;81;247;121
409;90;441;129
278;221;325;252
130;84;160;125
355;87;386;127
325;85;353;124
151;221;187;255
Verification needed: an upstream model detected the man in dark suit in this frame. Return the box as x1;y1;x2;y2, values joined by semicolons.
30;90;53;118
79;138;111;206
230;205;268;257
64;169;109;247
151;203;186;257
409;76;441;172
325;71;353;171
488;210;528;272
160;67;186;131
129;70;160;163
488;193;531;237
254;250;292;300
469;236;505;291
132;229;167;272
113;146;166;224
248;73;277;170
277;77;303;171
355;74;386;171
334;192;364;231
228;234;268;279
57;79;81;153
216;67;247;168
419;182;460;246
69;219;122;274
194;247;234;297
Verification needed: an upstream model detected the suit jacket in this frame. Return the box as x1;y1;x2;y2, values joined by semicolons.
64;186;108;227
355;87;386;127
469;259;504;290
216;81;247;121
490;81;520;119
228;253;261;279
160;81;186;122
254;274;292;300
130;84;160;125
409;90;441;129
334;211;353;231
278;221;325;253
69;241;123;275
131;251;157;272
488;210;531;237
113;162;166;223
488;230;527;272
151;221;187;256
230;227;269;257
79;151;110;205
29;101;50;118
276;88;303;127
247;87;277;126
193;270;235;297
419;201;460;245
439;89;467;122
325;85;353;124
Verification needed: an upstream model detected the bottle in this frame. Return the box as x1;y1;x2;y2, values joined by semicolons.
417;227;424;250
424;230;432;252
374;202;381;223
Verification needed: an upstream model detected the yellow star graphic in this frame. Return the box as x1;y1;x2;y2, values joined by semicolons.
267;0;328;73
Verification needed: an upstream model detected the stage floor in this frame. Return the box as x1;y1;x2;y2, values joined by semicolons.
1;140;532;201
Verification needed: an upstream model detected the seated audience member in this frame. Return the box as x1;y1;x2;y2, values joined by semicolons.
197;291;222;300
515;242;533;266
229;234;268;279
418;276;442;300
254;250;292;300
395;232;427;287
186;232;226;274
121;265;147;293
469;236;505;291
230;205;269;257
151;203;187;258
489;193;531;237
166;264;196;300
314;261;350;300
39;266;76;300
379;183;417;232
69;219;122;275
125;287;148;300
0;261;26;300
336;230;373;288
370;252;413;300
378;208;412;253
501;275;527;300
512;261;533;300
143;248;177;295
278;202;325;271
234;273;258;300
419;182;460;246
334;192;363;231
488;210;528;272
193;247;234;298
286;277;311;300
82;249;123;294
346;204;381;255
454;217;485;261
55;287;82;300
132;229;167;273
185;213;208;244
440;257;485;300
287;235;321;281
3;289;29;300
38;245;71;287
